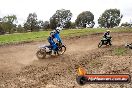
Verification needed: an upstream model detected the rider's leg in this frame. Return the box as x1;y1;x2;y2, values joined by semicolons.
52;44;58;55
48;37;55;55
108;40;112;45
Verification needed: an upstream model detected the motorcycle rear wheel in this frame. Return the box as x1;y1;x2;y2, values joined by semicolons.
36;48;46;59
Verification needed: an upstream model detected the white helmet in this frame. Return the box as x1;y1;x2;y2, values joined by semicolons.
56;27;62;33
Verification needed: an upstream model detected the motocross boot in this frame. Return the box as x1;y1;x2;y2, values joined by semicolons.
51;50;55;56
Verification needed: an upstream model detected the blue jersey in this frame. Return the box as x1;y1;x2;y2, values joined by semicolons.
53;32;62;43
50;30;62;43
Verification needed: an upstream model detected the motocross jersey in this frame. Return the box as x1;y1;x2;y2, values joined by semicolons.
103;32;110;38
50;30;62;43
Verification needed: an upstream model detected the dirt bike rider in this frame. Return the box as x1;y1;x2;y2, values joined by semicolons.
47;25;62;55
103;30;112;45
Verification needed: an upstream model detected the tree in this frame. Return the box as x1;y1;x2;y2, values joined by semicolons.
50;9;72;29
70;22;76;29
98;9;123;28
75;11;95;28
37;20;44;29
0;23;5;35
43;21;50;30
24;13;39;32
1;15;17;33
63;21;72;29
121;22;132;27
16;24;26;33
37;20;50;30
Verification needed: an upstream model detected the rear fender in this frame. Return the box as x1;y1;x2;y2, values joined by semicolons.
39;45;52;53
39;45;50;49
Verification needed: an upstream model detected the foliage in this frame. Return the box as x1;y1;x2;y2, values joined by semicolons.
42;21;50;30
0;23;5;35
63;21;72;29
98;9;123;28
50;9;72;29
1;15;17;34
121;22;132;27
24;13;39;32
75;11;95;28
37;20;44;29
70;22;76;29
113;47;127;56
16;24;27;33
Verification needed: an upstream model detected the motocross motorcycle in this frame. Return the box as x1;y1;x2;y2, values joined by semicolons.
98;35;112;48
36;41;66;59
125;43;132;49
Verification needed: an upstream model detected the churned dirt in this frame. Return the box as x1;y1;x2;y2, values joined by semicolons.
0;32;132;88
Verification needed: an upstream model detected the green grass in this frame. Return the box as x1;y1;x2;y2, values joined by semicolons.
0;31;50;45
113;47;127;56
0;28;132;45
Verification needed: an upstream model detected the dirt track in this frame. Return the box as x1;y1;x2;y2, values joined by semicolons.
0;32;132;88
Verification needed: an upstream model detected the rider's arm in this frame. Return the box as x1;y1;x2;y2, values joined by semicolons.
54;33;62;43
103;32;107;38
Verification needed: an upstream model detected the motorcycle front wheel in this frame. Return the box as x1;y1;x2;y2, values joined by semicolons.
57;45;66;55
36;48;46;59
98;41;103;48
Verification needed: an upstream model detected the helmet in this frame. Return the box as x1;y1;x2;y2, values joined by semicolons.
56;27;62;33
106;30;110;32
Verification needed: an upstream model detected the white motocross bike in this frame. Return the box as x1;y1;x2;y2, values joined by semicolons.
36;42;66;59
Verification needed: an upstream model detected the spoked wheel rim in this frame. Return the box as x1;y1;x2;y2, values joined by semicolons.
36;49;46;59
98;42;102;48
58;46;66;55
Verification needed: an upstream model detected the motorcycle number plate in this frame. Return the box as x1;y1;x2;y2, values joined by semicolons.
45;47;50;52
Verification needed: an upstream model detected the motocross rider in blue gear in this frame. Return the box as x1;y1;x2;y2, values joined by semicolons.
47;25;62;55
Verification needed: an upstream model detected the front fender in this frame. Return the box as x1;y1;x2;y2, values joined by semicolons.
61;44;66;47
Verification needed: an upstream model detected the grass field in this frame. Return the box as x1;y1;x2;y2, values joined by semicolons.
0;28;132;45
